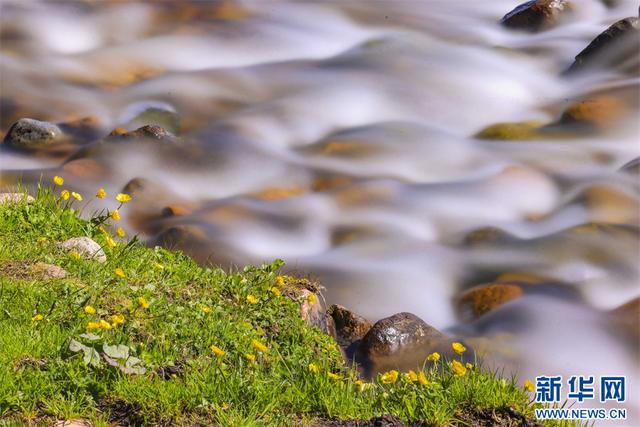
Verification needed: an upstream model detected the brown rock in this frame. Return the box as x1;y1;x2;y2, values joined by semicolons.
558;96;629;131
578;185;638;226
566;17;640;74
501;0;572;32
456;283;524;322
107;125;179;143
357;312;453;376
328;305;373;347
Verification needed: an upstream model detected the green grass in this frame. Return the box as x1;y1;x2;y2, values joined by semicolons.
0;186;572;426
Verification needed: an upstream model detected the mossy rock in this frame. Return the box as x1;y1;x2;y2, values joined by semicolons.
474;121;545;140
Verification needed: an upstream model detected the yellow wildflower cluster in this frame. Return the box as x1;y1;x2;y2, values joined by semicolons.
116;193;132;203
252;339;268;353
381;370;399;384
308;363;319;374
524;378;535;392
307;293;316;306
275;276;285;287
451;360;467;377
246;294;258;304
115;268;125;278
452;342;466;355
96;188;106;199
210;345;225;357
270;287;281;297
137;297;150;309
427;352;440;362
31;314;44;322
84;305;96;315
53;176;64;186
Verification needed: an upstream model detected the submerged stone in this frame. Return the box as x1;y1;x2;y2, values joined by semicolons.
566;17;640;75
474;121;544;140
456;283;524;322
500;0;572;32
120;101;180;135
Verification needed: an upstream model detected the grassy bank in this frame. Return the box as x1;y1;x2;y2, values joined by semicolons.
0;185;564;426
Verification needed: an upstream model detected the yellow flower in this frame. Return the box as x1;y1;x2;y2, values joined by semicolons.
31;314;44;322
210;345;225;357
53;175;64;186
381;370;399;384
275;276;285;287
111;209;121;221
115;193;132;203
427;352;440;362
451;360;467;377
116;227;126;238
114;268;125;278
61;190;70;200
71;192;82;201
246;294;258;304
452;342;466;355
137;296;150;309
69;251;81;260
87;321;101;331
327;372;341;381
245;354;256;362
105;236;116;248
524;378;535;392
417;371;428;385
96;188;106;199
251;339;268;353
466;362;473;370
111;314;125;326
307;293;316;306
84;305;96;315
201;306;212;314
308;363;319;374
99;319;112;330
406;370;418;383
270;287;281;297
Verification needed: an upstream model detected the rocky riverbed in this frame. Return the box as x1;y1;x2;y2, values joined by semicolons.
1;0;639;423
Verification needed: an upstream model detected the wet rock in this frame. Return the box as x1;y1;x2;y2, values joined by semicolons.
30;262;67;279
607;297;639;346
566;17;640;75
328;304;373;348
107;125;178;143
619;157;640;175
59;237;106;263
474;121;545;140
2;118;63;149
456;283;524;322
462;226;519;247
557;96;628;131
500;0;572;32
120;101;180;135
356;312;453;376
577;185;638;226
0;193;34;204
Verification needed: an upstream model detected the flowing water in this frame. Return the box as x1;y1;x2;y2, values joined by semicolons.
1;0;639;421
